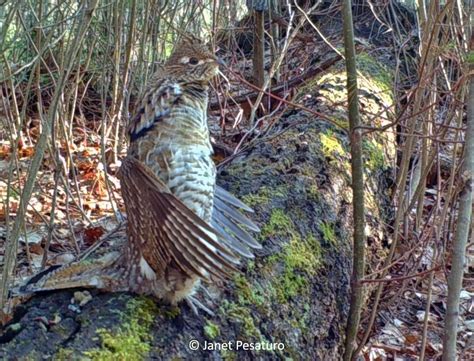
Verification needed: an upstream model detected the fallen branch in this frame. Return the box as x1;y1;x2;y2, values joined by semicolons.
210;54;342;110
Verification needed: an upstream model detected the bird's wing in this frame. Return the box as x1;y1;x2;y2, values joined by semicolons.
119;156;240;282
128;76;181;142
211;186;262;258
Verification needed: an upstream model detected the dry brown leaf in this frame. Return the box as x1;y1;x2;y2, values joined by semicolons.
19;146;35;158
28;243;44;255
83;226;104;246
404;334;418;345
0;144;11;159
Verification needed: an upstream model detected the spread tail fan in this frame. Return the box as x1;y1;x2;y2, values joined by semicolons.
211;186;262;258
119;156;242;283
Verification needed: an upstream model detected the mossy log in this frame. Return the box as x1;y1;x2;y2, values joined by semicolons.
0;52;395;360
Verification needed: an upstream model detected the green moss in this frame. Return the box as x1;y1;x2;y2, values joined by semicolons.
289;303;311;333
223;301;261;339
363;138;386;171
356;52;393;93
221;348;237;361
265;232;322;303
298;164;315;177
260;209;322;301
312;71;347;104
233;273;266;307
276;271;307;302
242;186;271;207
84;297;158;360
314;52;394;109
273;185;288;198
160;306;180;319
230;208;322;325
284;235;321;272
242;192;269;207
307;183;319;201
247;260;255;272
227;161;266;178
273;235;321;302
242;185;287;208
54;348;74;361
333;116;350;130
320;130;345;158
298;52;394;132
260;209;293;240
467;51;474;64
321;222;336;245
204;320;220;340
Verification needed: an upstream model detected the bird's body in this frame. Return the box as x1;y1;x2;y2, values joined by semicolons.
18;35;260;312
122;38;223;305
128;74;215;222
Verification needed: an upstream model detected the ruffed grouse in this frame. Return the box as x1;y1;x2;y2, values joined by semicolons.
19;35;260;313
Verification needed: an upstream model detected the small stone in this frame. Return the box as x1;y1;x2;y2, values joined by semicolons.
6;323;22;332
37;322;48;332
34;316;49;326
393;318;403;327
416;311;426;322
49;314;61;325
68;304;81;314
52;253;75;265
465;319;474;331
73;290;93;306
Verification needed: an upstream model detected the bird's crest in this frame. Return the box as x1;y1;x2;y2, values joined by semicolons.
164;34;220;82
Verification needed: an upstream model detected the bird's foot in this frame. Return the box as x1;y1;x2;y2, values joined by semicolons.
200;284;212;299
185;295;215;316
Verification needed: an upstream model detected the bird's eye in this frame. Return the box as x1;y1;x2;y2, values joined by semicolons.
189;57;199;65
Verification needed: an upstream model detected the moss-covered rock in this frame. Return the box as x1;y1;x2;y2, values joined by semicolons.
0;48;395;361
84;298;158;360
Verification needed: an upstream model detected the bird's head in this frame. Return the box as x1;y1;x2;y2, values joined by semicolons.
165;34;222;84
